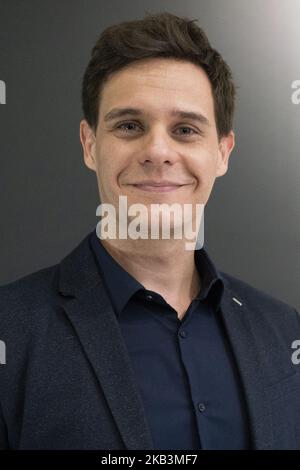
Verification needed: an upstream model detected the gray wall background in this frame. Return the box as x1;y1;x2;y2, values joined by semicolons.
0;0;299;309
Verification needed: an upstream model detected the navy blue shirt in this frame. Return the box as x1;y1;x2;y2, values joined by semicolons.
89;229;251;450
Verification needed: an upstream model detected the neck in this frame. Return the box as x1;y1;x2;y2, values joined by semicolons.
98;236;202;307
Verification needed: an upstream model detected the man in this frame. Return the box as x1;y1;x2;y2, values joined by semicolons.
0;12;300;450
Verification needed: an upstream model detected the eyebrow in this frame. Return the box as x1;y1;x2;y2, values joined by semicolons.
103;107;210;127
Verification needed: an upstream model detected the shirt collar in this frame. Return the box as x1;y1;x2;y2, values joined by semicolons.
89;228;224;317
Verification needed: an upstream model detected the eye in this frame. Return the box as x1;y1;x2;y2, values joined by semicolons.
115;122;142;133
175;126;198;136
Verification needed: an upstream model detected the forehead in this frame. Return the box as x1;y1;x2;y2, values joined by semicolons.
99;58;215;122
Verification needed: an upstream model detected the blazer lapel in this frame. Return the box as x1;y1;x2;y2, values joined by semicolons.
218;281;274;449
57;234;154;450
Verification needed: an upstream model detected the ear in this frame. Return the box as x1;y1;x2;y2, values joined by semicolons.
79;120;97;172
216;130;235;177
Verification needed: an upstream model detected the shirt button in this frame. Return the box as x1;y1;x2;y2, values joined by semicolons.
198;402;206;413
146;294;153;301
179;330;188;338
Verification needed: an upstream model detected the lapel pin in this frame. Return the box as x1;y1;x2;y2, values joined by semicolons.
232;297;243;306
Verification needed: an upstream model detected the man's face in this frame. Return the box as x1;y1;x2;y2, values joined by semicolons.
80;58;234;224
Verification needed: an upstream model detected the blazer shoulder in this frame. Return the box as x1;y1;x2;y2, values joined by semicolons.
219;270;299;318
0;264;60;327
0;263;59;296
0;232;92;332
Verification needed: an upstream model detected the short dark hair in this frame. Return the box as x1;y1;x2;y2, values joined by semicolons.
81;11;236;139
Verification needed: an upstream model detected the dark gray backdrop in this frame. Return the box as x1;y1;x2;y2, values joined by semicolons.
0;0;299;309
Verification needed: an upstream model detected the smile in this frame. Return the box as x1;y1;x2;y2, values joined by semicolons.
131;184;186;192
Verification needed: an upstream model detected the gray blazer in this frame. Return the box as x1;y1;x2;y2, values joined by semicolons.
0;233;300;449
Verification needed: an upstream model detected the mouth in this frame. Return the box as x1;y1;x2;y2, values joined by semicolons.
129;180;192;193
131;184;186;193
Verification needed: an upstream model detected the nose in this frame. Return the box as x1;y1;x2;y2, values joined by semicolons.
138;125;179;167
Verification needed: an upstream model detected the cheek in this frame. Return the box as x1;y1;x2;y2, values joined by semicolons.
189;148;218;181
96;146;130;199
96;140;116;177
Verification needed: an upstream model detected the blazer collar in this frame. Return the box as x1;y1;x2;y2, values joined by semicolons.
58;232;154;450
216;277;274;450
